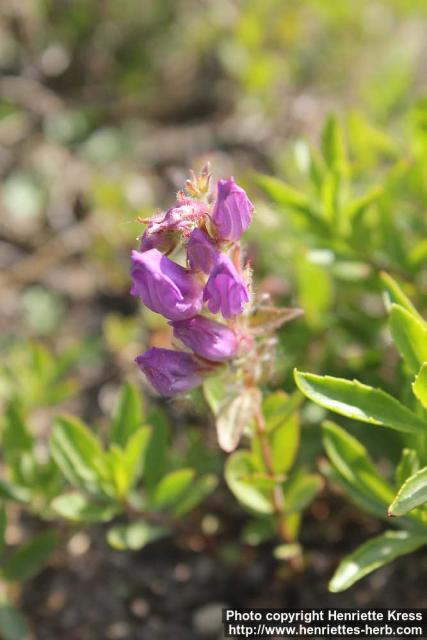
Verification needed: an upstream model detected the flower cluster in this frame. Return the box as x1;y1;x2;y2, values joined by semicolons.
130;169;254;396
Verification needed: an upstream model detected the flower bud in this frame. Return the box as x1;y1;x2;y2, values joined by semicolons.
187;228;219;274
212;177;254;241
203;254;249;319
139;228;177;254
171;315;238;362
139;198;208;252
131;249;203;320
135;347;204;395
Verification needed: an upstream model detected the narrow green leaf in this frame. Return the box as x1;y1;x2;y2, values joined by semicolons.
329;530;426;592
413;363;427;409
263;391;302;433
0;480;31;503
2;531;57;582
270;413;300;475
143;409;169;490
322;421;394;505
255;174;310;210
389;304;427;373
50;416;106;493
51;492;119;522
123;426;151;490
320;460;391;520
111;382;143;447
107;521;167;551
294;370;427;434
283;473;323;513
380;272;422;320
254;174;329;234
295;255;333;329
172;474;218;517
389;466;427;516
104;446;129;500
321;114;347;173
3;404;33;458
346;186;383;224
225;451;273;515
395;449;420;489
153;469;195;509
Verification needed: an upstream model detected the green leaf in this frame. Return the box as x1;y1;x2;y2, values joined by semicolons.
143;409;169;490
295;254;333;328
346;186;383;224
413;363;427;409
322;421;394;505
2;531;57;582
152;469;195;509
321;461;391;519
270;413;300;475
389;305;427;373
225;451;273;515
321;114;347;174
50;415;106;494
0;603;29;640
172;474;218;517
255;174;310;211
389;466;427;516
380;272;422;320
110;382;144;447
215;388;259;452
283;472;323;513
294;370;427;434
51;492;119;522
107;521;167;551
395;449;420;488
3;403;33;458
263;390;302;433
123;426;151;490
0;480;30;503
254;174;329;234
329;530;426;592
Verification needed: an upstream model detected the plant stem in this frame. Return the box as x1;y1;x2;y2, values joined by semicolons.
254;407;302;571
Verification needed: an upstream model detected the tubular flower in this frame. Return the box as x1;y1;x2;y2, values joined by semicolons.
212;177;254;242
203;253;249;319
131;168;261;398
171;315;238;362
135;347;206;396
186;228;219;274
130;248;203;320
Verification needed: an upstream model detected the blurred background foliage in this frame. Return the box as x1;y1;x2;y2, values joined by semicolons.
2;0;427;635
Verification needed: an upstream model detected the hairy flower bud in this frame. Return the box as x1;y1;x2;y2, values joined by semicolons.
212;177;254;242
135;347;205;395
203;254;249;319
130;249;203;320
187;228;219;274
171;315;238;362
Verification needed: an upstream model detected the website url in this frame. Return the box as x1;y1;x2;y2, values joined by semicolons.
225;623;424;637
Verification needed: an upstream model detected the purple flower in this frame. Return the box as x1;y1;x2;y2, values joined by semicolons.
212;177;254;242
171;315;238;362
135;347;204;396
139;198;208;254
187;228;219;274
130;248;203;320
139;228;177;254
203;254;249;319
